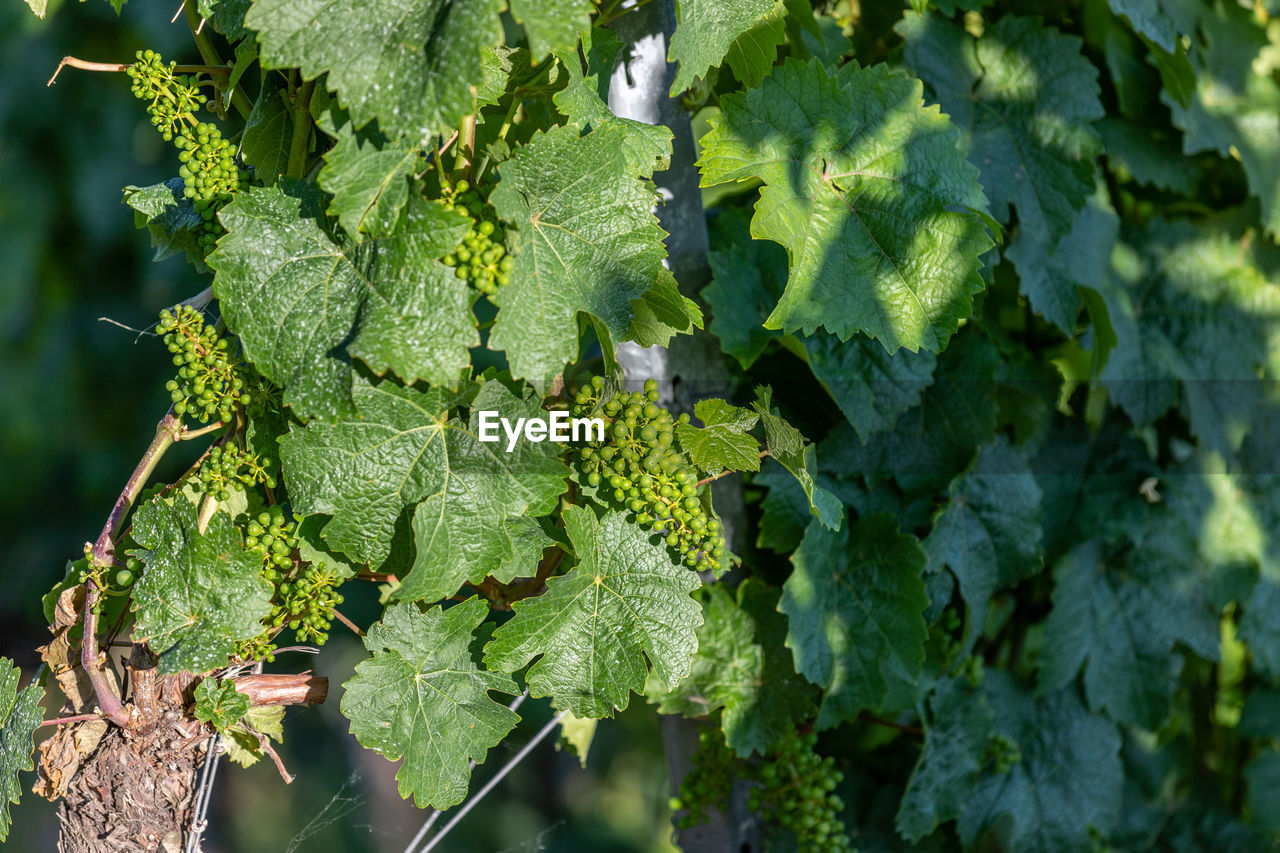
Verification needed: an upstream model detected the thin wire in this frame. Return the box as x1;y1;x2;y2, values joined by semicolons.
402;690;530;853
185;734;222;853
186;660;262;852
416;709;568;853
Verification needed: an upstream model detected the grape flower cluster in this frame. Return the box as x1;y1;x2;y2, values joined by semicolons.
238;507;345;663
570;377;725;573
439;180;514;296
158;305;250;423
191;445;275;501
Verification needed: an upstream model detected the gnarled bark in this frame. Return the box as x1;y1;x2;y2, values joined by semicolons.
49;646;327;852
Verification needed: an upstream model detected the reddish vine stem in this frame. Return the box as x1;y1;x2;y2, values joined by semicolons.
84;411;183;727
90;412;181;567
81;587;130;727
179;420;226;441
332;609;365;638
38;713;104;728
47;56;229;86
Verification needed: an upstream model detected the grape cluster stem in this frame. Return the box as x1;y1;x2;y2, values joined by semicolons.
46;55;228;87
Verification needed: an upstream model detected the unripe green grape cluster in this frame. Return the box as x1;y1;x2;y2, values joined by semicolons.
191;445;275;501
238;507;345;662
245;507;298;578
439;180;513;295
986;733;1021;774
670;726;737;830
126;49;207;141
158;305;250;424
748;731;853;853
113;556;141;590
570;377;725;573
194;199;223;252
176;123;245;204
127;49;246;250
74;550;137;615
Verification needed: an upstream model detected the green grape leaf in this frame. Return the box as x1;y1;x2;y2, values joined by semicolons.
1246;748;1280;834
626;270;704;349
704;217;788;369
558;711;598;767
193;678;251;733
668;0;780;94
698;58;992;350
1163;3;1280;237
281;374;566;591
924;438;1043;655
198;0;250;41
224;705;286;768
732;579;819;754
1238;689;1280;738
489;123;672;385
802;334;937;443
1006;184;1119;333
123;180;208;269
753;387;842;530
554;28;675;177
1096;118;1196;195
1040;540;1217;729
823;329;1000;496
653;580;817;757
723;4;786;89
755;462;818;554
896;676;997;843
404;380;569;602
296;514;361;582
210;185;475;420
246;0;504;145
1100;221;1277;455
1107;0;1198;53
1242;578;1280;684
649;584;763;726
240;77;293;185
958;672;1123;853
489;516;555;586
485;506;702;718
900;13;1103;247
675;398;761;476
781;515;929;729
510;0;593;58
342;598;520;808
128;496;273;674
0;658;43;843
318;124;419;239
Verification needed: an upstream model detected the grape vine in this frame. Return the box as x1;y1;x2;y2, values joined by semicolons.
6;1;1271;851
